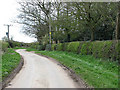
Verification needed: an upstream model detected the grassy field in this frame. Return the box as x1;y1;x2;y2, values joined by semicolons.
2;48;21;80
35;51;118;88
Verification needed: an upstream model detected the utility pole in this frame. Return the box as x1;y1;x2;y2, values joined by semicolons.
48;1;52;51
49;14;52;51
4;24;12;47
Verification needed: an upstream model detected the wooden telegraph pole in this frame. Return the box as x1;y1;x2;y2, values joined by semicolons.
49;15;52;51
4;24;12;47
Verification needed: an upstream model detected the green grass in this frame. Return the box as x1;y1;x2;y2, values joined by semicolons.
35;51;118;88
13;47;38;52
26;48;38;51
13;47;26;49
2;48;21;80
0;51;2;82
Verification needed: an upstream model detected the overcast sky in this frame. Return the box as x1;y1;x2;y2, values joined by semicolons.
0;0;37;43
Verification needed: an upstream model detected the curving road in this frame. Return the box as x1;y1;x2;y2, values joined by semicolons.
6;49;85;88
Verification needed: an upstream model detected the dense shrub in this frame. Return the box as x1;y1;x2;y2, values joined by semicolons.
45;44;51;51
115;41;120;62
37;44;46;50
62;43;68;51
0;41;2;51
92;41;119;61
28;42;39;49
51;44;56;51
92;41;106;58
1;41;9;52
24;42;46;51
80;42;93;55
52;40;120;62
9;41;20;48
56;43;64;51
66;42;80;53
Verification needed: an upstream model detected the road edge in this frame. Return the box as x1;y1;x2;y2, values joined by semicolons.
36;53;93;88
2;55;24;90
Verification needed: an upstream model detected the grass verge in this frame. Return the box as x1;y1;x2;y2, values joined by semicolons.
26;48;38;52
13;47;25;49
2;48;21;81
35;51;118;88
13;47;37;52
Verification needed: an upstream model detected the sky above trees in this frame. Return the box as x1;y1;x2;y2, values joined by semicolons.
0;0;37;43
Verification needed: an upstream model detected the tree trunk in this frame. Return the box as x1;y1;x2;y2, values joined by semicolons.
115;2;120;40
91;30;94;41
67;34;70;42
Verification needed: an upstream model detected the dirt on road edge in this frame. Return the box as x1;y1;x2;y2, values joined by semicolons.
36;53;93;88
2;55;24;90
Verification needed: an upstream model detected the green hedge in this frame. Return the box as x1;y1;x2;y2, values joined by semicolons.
66;42;80;53
79;42;93;55
52;40;120;62
56;43;63;51
51;44;56;50
116;41;120;61
0;41;9;52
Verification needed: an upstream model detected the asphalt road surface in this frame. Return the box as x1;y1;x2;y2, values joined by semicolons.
6;49;85;88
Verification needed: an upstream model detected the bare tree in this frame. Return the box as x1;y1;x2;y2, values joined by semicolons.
17;0;54;45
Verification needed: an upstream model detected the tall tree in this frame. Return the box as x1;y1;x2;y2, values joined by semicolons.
17;1;118;45
115;1;120;40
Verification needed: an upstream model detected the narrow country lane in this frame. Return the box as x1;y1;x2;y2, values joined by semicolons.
6;49;85;88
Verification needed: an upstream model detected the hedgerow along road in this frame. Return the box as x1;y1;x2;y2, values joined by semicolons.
6;49;86;88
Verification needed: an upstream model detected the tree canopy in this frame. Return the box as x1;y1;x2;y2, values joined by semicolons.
17;1;119;45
